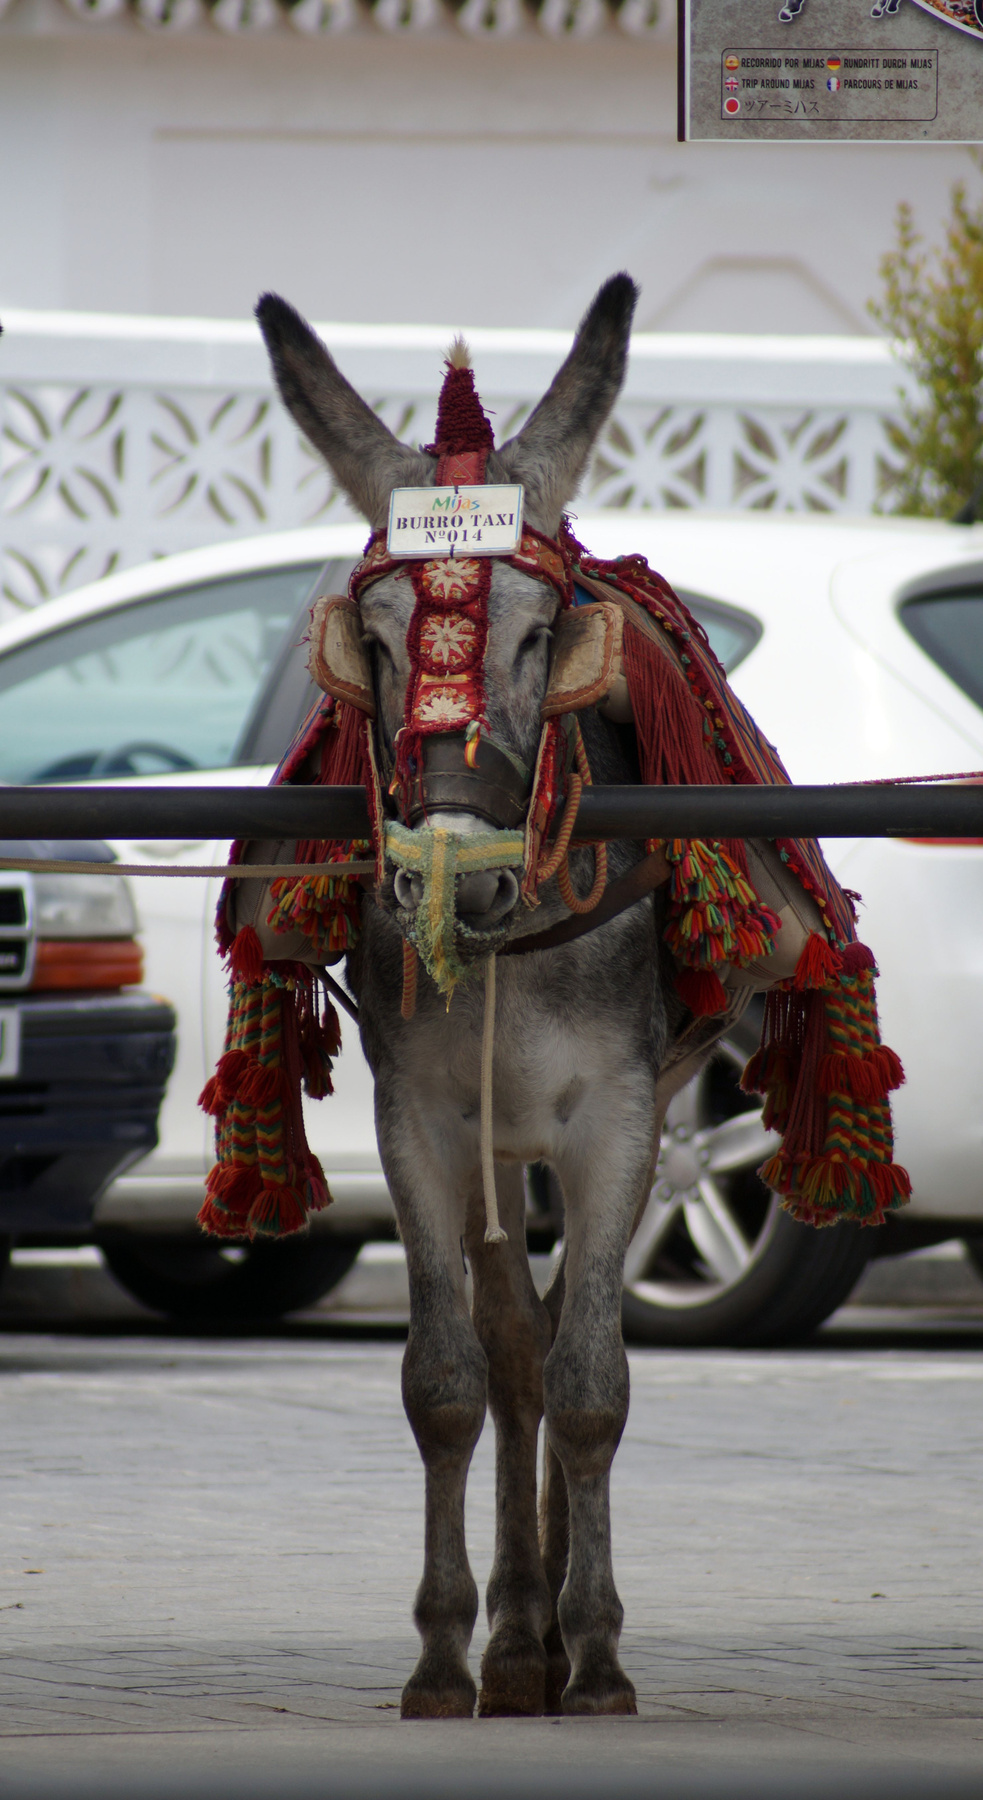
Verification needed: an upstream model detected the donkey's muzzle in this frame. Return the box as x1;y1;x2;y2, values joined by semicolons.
407;733;529;832
394;865;519;930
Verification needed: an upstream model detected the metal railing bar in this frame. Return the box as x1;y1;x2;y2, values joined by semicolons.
0;782;979;844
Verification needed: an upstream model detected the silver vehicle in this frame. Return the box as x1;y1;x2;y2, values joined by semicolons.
0;512;980;1338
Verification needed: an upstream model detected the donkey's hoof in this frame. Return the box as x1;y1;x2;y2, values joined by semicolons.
401;1677;476;1720
561;1664;637;1716
478;1629;547;1717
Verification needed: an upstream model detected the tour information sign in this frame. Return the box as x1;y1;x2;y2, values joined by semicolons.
387;486;524;559
680;0;983;141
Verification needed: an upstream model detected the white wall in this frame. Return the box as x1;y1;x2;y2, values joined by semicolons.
0;0;977;334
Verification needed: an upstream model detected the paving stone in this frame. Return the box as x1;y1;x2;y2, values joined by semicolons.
2;1334;983;1785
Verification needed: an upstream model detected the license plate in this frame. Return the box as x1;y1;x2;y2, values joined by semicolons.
0;1008;21;1078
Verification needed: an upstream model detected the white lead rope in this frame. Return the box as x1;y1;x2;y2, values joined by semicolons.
480;953;507;1247
0;858;376;880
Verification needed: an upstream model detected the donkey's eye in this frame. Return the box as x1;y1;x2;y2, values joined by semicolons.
519;627;553;655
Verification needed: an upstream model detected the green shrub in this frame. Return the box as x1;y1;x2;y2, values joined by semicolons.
870;155;983;520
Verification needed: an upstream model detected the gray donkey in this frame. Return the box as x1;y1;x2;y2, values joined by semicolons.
253;275;734;1720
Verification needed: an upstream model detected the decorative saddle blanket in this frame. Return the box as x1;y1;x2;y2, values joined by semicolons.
198;528;910;1246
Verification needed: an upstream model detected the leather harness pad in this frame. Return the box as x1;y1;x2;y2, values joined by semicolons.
541;601;623;718
308;594;376;717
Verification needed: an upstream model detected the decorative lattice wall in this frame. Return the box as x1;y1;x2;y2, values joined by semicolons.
0;314;907;613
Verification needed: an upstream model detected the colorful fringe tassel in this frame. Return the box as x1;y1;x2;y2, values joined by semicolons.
266;839;369;960
197;930;340;1241
742;941;910;1228
663;837;781;1017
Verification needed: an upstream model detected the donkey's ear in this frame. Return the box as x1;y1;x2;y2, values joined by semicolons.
493;273;638;533
256;294;433;530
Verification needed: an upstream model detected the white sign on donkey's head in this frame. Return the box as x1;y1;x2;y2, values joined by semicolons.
386;483;524;558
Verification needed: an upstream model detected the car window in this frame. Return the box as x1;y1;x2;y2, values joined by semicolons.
0;564;322;782
235;559;358;766
678;592;762;673
900;590;983;714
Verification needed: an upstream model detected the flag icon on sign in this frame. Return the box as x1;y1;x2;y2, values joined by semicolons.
827;74;840;91
826;55;842;68
725;75;739;91
724;97;740;114
724;53;739;69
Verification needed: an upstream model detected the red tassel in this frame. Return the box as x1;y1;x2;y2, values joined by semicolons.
205;1161;261;1212
246;1185;310;1240
198;1047;252;1114
196;1196;240;1238
818;1045;905;1101
741;1043;790;1096
761;1148;912;1229
793;932;843;990
676;967;729;1016
198;1075;223;1117
303;1160;330;1214
228;926;265;984
240;1063;288;1107
840;941;877;975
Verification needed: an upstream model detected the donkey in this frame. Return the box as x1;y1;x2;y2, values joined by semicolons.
254;274;673;1719
250;274;904;1720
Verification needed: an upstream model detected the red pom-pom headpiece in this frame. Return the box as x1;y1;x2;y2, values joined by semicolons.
426;338;494;484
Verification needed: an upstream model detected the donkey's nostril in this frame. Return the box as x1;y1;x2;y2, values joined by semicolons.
395;870;424;911
457;868;519;928
456;871;500;916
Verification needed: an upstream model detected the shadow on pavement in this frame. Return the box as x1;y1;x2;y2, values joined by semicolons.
3;1240;983;1349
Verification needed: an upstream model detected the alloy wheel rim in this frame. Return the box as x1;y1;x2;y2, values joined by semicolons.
623;1038;781;1311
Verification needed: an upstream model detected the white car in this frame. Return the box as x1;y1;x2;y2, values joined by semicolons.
0;512;980;1340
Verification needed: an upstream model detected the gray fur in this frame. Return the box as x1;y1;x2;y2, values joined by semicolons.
263;274;682;1719
256;294;433;529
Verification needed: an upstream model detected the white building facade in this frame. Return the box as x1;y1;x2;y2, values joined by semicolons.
0;0;972;603
0;0;975;333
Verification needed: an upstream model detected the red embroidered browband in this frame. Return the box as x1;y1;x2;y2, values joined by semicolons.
350;520;575;811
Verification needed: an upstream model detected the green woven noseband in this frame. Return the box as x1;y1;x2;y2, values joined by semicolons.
385;821;525;999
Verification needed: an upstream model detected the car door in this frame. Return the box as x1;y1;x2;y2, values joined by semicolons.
0;559;327;1212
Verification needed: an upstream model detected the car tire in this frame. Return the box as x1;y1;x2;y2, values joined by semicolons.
99;1234;361;1324
621;1015;871;1348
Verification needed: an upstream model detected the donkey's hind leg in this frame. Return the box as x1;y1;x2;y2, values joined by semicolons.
466;1165;553;1717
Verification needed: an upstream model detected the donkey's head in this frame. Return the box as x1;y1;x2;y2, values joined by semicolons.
257;276;638;977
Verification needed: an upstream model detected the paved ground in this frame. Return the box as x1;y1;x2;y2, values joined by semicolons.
2;1249;983;1791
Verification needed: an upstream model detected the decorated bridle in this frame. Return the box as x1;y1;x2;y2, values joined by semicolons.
348;347;577;838
306;349;625;998
350;521;576;829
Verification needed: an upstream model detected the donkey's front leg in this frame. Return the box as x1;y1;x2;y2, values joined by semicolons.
546;1122;654;1716
386;1138;488;1720
466;1165;552;1717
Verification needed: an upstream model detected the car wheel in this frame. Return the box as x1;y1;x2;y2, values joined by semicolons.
99;1234;361;1324
621;1021;871;1348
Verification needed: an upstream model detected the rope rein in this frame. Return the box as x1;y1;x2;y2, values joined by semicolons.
0;858;376;880
480;953;507;1246
400;940;419;1021
535;719;608;913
